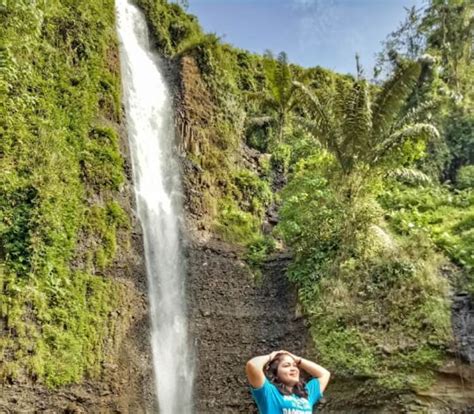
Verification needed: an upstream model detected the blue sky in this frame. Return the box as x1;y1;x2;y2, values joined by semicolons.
185;0;425;75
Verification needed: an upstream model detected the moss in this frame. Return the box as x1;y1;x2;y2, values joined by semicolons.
81;126;124;190
214;197;261;246
231;169;272;217
0;0;129;387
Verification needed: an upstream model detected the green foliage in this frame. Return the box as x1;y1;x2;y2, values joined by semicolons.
270;144;292;174
214;197;261;246
231;169;272;218
276;147;451;390
379;183;474;275
456;165;474;190
25;271;119;387
246;51;307;147
81;127;124;190
215;169;271;248
246;236;276;270
285;127;321;167
134;0;203;57
0;0;128;386
245;122;273;152
297;61;438;179
376;1;474;180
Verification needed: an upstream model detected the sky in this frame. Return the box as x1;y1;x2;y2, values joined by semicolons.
185;0;425;75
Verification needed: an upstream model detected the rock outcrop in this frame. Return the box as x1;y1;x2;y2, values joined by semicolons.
186;235;313;413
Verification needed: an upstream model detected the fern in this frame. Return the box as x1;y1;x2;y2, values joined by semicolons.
386;167;432;185
371;61;421;139
373;123;439;164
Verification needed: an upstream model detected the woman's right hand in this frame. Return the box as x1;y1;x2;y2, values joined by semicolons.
268;350;288;362
268;351;279;361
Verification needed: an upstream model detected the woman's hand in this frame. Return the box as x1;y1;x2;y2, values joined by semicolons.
246;350;294;388
246;353;275;388
272;350;302;365
268;350;285;362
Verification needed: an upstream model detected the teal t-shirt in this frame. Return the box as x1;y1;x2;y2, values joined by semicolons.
251;378;322;414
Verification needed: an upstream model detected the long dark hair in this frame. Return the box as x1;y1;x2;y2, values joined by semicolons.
264;352;308;399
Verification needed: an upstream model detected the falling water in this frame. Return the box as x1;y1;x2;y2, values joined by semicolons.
115;0;194;412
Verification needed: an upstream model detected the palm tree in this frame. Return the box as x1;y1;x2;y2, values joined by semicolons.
247;51;305;147
295;60;439;176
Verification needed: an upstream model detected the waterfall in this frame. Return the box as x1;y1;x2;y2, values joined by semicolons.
115;1;194;412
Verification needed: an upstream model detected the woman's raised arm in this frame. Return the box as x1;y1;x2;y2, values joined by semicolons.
286;351;331;392
245;351;280;388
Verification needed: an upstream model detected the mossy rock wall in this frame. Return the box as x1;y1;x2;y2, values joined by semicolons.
1;0;153;409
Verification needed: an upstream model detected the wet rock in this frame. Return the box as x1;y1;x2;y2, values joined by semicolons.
452;293;474;363
187;235;312;414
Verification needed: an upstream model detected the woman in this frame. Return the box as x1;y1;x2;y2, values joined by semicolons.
246;350;330;413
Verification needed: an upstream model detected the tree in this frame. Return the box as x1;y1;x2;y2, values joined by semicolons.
247;51;305;147
375;0;474;180
420;0;473;94
296;60;438;179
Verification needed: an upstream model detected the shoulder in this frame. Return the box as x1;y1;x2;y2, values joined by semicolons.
251;379;283;413
305;378;323;404
251;378;277;393
251;378;279;399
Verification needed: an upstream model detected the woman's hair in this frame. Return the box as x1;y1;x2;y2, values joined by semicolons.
264;352;308;399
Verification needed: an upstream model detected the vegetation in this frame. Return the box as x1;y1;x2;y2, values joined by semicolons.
1;0;129;386
272;0;473;391
138;0;473;393
277;153;452;388
379;183;474;286
2;0;472;402
247;51;307;147
376;0;473;181
296;60;439;179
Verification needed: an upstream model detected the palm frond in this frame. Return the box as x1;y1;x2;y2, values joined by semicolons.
372;123;439;164
387;168;432;186
394;99;435;129
293;81;331;126
372;61;421;139
341;80;372;158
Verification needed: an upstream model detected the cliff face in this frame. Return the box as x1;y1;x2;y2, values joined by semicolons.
176;54;474;414
0;1;154;411
0;62;153;414
186;238;310;414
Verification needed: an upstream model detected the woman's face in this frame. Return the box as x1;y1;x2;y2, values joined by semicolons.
276;354;300;386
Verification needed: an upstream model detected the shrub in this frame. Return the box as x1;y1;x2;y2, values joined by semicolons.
456;165;474;190
277;157;451;390
270;144;292;174
231;169;272;217
215;197;261;246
